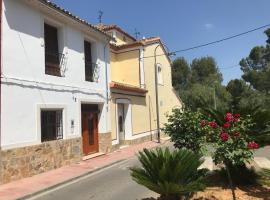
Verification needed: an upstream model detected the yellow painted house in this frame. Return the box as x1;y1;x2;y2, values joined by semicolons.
97;24;182;146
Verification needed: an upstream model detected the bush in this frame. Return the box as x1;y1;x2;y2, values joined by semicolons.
200;109;257;166
163;109;205;152
130;148;206;200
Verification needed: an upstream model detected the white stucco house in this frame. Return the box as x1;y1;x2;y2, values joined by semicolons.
0;0;113;184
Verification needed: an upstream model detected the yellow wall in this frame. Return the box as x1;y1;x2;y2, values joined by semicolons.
110;42;182;142
110;50;140;87
108;30;134;45
110;94;151;140
143;43;182;127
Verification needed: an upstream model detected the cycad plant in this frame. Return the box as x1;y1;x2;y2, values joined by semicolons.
130;148;206;200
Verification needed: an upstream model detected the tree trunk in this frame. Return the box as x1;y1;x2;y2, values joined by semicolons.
225;162;237;200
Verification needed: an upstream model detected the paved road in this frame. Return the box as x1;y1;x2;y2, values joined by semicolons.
255;145;270;159
26;144;269;200
28;157;158;200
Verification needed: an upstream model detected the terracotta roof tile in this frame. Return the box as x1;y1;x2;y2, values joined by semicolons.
110;82;148;94
37;0;112;39
95;23;137;41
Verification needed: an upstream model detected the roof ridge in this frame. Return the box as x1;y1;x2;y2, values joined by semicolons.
95;23;137;41
37;0;112;39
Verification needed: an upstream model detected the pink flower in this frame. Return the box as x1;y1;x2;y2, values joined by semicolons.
248;141;259;149
225;113;234;122
220;132;230;141
223;122;231;129
200;120;208;127
208;121;218;129
234;113;240;119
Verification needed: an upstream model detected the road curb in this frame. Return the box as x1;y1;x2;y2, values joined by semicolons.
17;141;166;200
17;159;126;200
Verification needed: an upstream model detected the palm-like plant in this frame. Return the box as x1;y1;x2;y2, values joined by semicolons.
130;148;206;200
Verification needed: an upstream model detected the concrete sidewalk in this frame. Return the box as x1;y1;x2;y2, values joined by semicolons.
0;141;160;200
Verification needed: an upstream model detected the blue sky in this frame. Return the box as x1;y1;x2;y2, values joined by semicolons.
52;0;270;84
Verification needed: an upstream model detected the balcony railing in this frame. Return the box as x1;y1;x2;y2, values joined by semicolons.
45;52;65;77
85;61;99;82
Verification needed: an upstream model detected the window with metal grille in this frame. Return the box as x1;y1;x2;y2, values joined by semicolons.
84;41;93;82
41;110;63;142
44;23;61;76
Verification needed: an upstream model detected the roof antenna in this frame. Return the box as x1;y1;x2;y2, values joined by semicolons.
134;28;140;40
98;10;103;24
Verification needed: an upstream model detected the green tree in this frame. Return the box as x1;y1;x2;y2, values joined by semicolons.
172;56;231;111
226;79;249;111
171;57;190;91
190;57;223;85
239;28;270;93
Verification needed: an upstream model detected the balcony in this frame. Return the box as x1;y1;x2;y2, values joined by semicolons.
45;52;65;77
85;61;99;82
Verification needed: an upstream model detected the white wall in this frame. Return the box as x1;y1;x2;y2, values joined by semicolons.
1;0;111;149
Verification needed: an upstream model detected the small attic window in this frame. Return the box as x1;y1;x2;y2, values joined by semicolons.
123;36;126;42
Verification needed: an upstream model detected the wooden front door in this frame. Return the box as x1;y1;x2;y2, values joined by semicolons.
82;112;99;155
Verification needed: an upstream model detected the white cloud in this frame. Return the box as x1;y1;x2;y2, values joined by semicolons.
204;23;214;29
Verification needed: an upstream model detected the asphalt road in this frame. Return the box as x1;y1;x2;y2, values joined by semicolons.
255;145;270;159
26;144;269;200
28;157;158;200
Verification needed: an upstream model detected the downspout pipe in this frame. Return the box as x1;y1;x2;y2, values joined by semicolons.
103;39;110;131
0;0;3;149
154;44;161;143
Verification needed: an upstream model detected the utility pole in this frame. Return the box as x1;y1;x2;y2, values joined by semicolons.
154;44;161;143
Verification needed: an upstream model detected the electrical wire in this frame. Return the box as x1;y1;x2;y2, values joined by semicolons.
144;23;270;59
219;64;240;70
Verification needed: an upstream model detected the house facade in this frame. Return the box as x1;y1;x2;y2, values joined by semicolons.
97;24;182;146
0;0;113;184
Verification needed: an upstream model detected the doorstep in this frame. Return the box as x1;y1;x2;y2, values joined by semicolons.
82;152;105;161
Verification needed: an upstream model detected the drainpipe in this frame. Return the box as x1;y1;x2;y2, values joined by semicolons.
154;44;161;143
0;0;3;149
103;39;110;132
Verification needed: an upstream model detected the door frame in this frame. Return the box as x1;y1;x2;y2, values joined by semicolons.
115;98;132;144
81;103;100;155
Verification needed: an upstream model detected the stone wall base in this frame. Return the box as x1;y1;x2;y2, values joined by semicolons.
121;134;154;146
0;138;82;184
99;132;112;153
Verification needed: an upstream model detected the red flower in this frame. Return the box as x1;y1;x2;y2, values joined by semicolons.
223;122;231;129
200;120;208;127
233;131;240;137
220;132;230;141
234;113;240;119
208;121;218;129
248;141;259;149
225;113;234;122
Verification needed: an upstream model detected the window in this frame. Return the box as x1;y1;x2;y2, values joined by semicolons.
157;64;163;84
84;41;93;82
44;23;61;76
41;110;63;142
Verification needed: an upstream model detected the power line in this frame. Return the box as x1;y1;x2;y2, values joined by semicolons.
219;64;240;70
144;23;270;59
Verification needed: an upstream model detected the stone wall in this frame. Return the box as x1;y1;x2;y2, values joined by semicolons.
0;138;82;184
122;134;154;145
99;132;112;153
